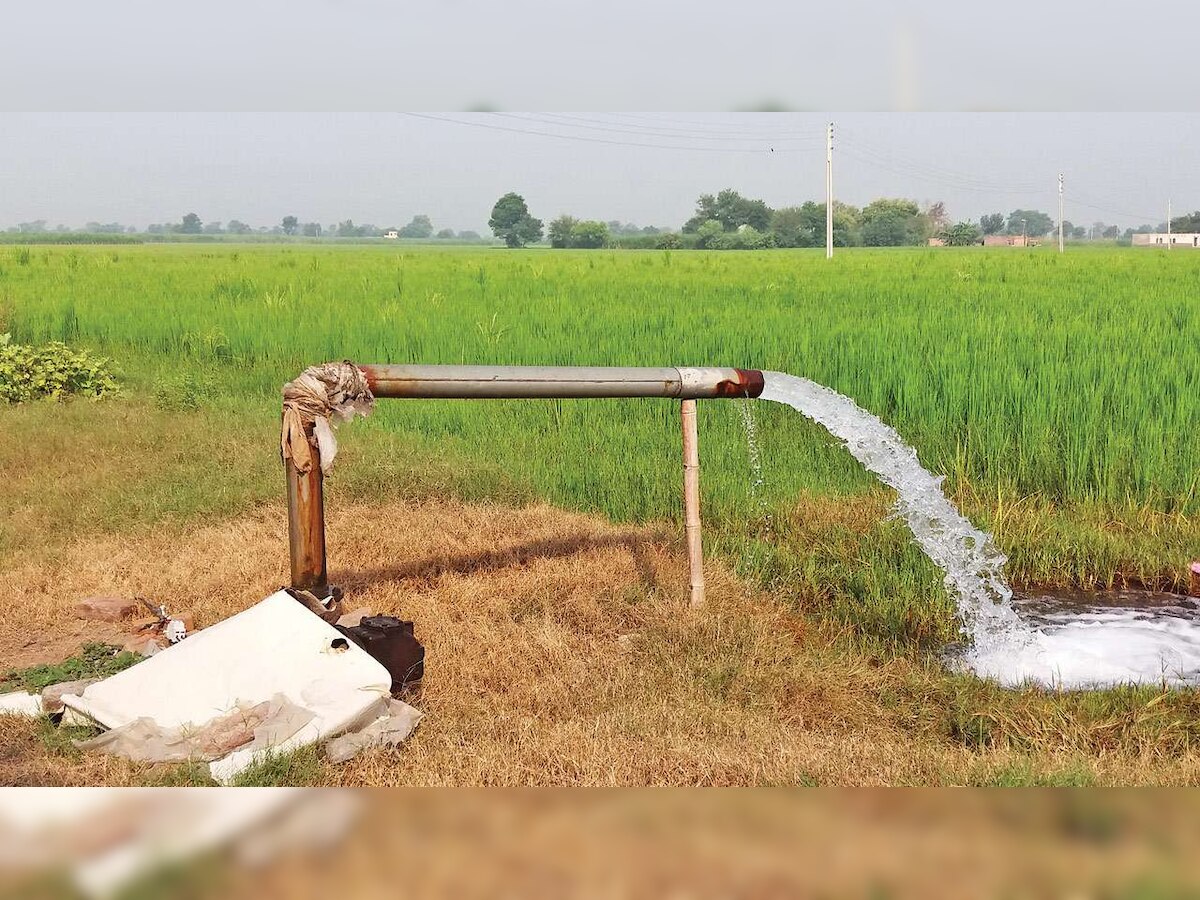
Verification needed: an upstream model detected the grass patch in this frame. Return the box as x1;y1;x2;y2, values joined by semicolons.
1;643;141;693
230;746;322;787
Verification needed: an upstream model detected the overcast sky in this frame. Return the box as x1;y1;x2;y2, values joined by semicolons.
0;113;1192;233
5;1;1199;112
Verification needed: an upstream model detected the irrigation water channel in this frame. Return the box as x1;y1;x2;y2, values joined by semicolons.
759;372;1200;690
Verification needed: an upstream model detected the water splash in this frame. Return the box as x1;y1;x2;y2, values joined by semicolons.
736;398;773;537
760;372;1200;688
759;372;1022;649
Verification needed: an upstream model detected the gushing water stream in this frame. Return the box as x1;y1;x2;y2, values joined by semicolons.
760;372;1200;689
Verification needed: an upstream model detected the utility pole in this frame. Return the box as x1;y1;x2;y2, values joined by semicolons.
1058;173;1064;253
825;121;834;260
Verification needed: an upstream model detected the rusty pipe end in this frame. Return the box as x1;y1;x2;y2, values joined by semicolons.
724;368;765;398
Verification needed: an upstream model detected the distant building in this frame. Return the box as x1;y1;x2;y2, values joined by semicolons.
1132;232;1200;248
384;229;399;239
927;237;946;247
983;234;1036;247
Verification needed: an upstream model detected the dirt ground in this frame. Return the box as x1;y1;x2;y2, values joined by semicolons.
4;499;1200;787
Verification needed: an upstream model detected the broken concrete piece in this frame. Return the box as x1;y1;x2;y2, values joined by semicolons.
41;679;99;713
74;597;137;622
61;591;400;784
0;691;43;717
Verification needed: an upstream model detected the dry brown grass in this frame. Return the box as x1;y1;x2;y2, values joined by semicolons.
4;498;1200;786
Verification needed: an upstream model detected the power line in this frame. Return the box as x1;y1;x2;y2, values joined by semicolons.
838;133;1044;193
398;112;819;154
1068;193;1161;224
839;147;1043;197
510;111;823;141
602;112;813;133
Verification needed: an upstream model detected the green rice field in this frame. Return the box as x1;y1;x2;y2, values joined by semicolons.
4;242;1200;643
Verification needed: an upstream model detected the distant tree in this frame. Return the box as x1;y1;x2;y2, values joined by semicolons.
980;213;1005;235
569;220;610;249
1005;209;1054;237
861;198;925;246
769;206;812;248
281;215;299;235
547;214;579;249
655;232;682;249
1059;220;1075;240
180;213;203;234
695;219;725;249
226;220;252;235
923;201;949;232
940;221;982;246
735;225;773;249
398;215;434;238
1102;225;1120;240
17;220;48;233
1072;225;1087;239
489;192;543;247
683;189;772;233
458;230;482;241
862;213;912;246
203;220;225;234
435;228;456;239
1170;210;1200;232
337;219;360;237
358;224;382;238
302;222;322;237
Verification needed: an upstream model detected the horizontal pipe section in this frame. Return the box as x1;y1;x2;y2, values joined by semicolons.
360;365;764;400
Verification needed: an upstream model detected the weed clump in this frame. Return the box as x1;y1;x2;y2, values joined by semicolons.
0;642;142;693
0;334;119;403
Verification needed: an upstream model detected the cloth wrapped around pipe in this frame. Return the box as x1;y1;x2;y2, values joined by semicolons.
280;361;374;476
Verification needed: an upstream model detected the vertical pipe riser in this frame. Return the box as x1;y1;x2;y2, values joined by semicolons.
285;434;328;596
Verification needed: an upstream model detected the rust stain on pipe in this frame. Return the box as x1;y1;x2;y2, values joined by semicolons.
715;368;765;399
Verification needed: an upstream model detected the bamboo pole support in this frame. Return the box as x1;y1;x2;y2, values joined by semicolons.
681;399;705;608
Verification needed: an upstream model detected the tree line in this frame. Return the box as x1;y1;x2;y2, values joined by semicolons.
5;213;486;241
488;189;1154;251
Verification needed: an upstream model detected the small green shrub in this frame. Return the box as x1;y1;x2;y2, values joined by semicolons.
0;334;119;403
154;372;217;410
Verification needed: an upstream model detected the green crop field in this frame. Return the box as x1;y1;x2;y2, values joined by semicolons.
4;242;1200;643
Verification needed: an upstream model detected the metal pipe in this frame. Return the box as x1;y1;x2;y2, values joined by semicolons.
360;365;765;400
285;425;328;596
285;362;764;601
681;399;705;608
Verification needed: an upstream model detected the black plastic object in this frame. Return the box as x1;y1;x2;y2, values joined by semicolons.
335;616;425;692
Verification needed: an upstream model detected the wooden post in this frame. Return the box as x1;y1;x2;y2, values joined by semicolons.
285;425;329;596
681;399;705;608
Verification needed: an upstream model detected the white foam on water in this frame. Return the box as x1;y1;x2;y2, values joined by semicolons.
964;606;1200;689
758;372;1200;689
